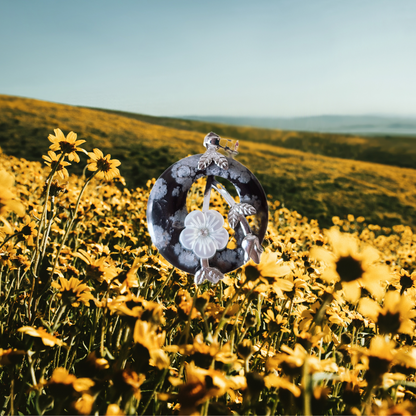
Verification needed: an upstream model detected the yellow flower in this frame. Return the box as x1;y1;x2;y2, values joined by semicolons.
0;169;25;218
263;310;289;335
51;276;94;307
87;148;121;181
352;335;396;384
358;291;416;335
310;227;389;302
105;404;125;416
48;128;86;163
42;150;71;180
17;215;38;246
0;242;17;268
0;348;25;366
72;393;95;415
133;320;170;369
41;367;94;400
18;326;66;347
0;169;24;234
75;249;118;284
172;362;231;415
241;252;293;297
112;369;145;400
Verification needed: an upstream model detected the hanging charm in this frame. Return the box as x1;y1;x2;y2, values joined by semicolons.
147;132;268;285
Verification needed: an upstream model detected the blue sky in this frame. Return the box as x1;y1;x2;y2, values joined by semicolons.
1;0;415;117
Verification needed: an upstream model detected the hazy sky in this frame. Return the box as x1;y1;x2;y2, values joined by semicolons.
1;0;415;117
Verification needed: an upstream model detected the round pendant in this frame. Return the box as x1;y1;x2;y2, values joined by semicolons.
147;136;268;283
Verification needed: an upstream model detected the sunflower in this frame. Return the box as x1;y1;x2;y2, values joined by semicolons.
170;362;231;415
310;227;389;302
352;335;396;384
112;369;145;400
241;252;293;297
75;249;119;284
133;320;170;369
358;291;416;335
40;367;94;401
51;276;94;307
42;150;71;180
0;242;17;268
87;148;121;181
48;129;86;163
18;215;38;246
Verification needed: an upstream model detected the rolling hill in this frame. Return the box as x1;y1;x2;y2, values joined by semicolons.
87;106;416;169
184;114;416;136
1;94;416;230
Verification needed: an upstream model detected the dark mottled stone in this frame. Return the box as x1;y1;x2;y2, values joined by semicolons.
147;154;268;274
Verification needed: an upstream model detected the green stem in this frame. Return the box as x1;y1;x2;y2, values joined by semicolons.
302;357;312;416
139;368;169;416
40;171;98;297
151;267;175;301
0;231;23;249
33;152;66;276
52;304;67;332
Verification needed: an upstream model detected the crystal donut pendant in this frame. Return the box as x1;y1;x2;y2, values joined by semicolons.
146;132;268;284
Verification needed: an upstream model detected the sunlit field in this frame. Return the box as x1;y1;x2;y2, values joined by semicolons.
1;128;416;416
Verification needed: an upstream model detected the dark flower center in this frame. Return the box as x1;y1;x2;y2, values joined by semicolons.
86;265;105;281
367;356;391;376
245;265;260;281
377;311;401;335
50;161;64;171
336;255;364;282
59;141;77;154
400;274;413;294
21;225;32;236
96;158;112;172
61;289;78;305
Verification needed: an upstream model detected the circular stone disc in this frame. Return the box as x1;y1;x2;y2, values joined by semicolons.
146;154;268;275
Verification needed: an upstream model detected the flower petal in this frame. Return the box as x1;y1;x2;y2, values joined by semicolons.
179;227;199;250
211;227;229;250
205;210;224;231
193;236;216;259
184;210;205;228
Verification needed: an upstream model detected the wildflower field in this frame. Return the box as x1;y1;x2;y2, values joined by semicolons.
1;126;416;416
3;94;416;231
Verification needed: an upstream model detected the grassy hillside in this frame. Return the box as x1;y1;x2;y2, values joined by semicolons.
2;94;416;229
88;106;416;169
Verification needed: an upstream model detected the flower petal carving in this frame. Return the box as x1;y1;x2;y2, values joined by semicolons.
179;210;229;259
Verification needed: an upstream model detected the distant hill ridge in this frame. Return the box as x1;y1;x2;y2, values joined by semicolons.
183;115;416;136
2;94;416;230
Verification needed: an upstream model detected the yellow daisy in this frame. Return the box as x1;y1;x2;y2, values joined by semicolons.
51;276;94;307
48;128;86;163
358;291;416;335
42;150;71;180
87;148;121;181
310;227;389;302
18;326;66;347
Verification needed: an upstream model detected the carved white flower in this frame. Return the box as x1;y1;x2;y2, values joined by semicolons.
179;210;229;259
